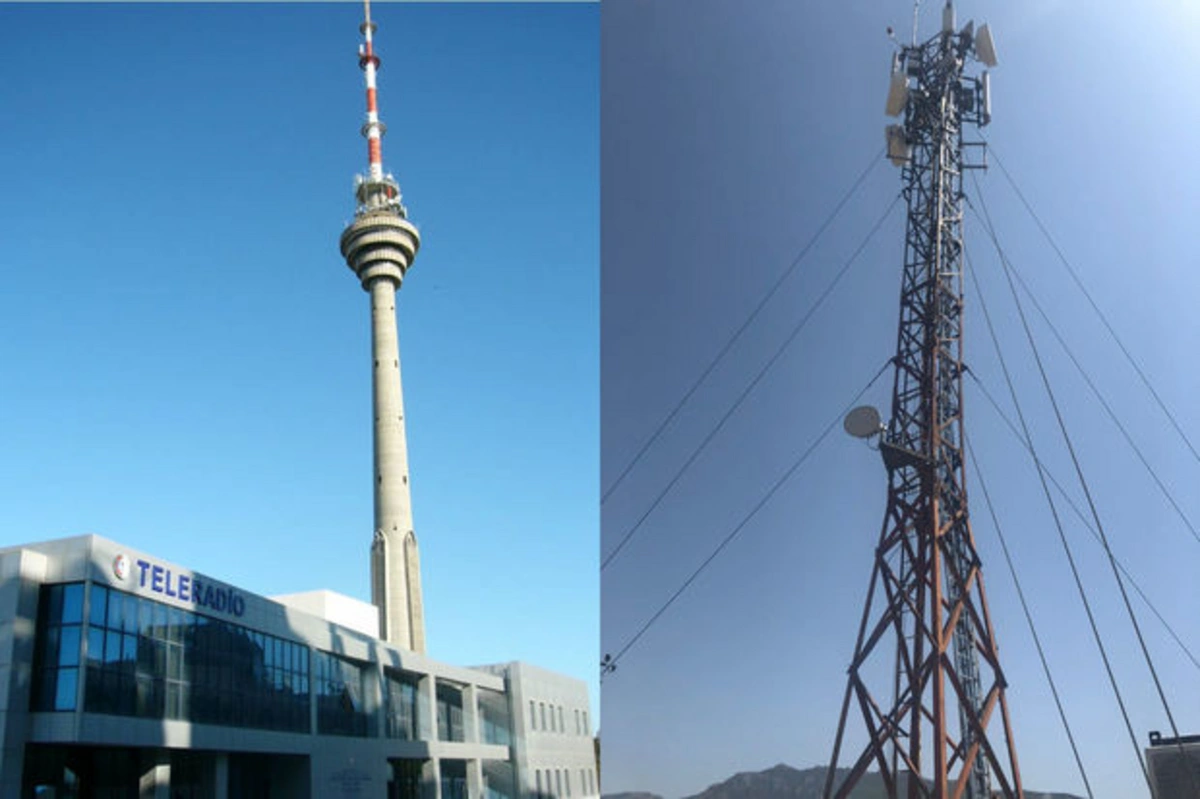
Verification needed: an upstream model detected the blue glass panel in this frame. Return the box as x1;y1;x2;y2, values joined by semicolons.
139;598;153;636
54;668;77;711
122;597;137;634
153;602;167;638
88;585;108;628
166;607;182;643
86;628;104;667
58;626;80;667
105;591;123;631
62;584;83;624
122;634;137;667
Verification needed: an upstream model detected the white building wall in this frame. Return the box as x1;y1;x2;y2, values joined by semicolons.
0;535;590;799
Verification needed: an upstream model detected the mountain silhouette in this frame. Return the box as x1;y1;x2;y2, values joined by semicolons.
605;764;1084;799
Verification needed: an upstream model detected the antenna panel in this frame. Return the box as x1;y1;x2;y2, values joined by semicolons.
885;125;910;166
886;72;908;117
976;24;998;67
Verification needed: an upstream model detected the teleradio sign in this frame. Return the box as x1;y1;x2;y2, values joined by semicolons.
112;553;247;618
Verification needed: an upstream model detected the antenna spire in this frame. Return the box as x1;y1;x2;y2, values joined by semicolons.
359;0;384;181
353;0;404;215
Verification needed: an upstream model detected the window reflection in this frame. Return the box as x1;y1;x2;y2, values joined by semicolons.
30;583;311;733
314;651;369;737
385;669;420;740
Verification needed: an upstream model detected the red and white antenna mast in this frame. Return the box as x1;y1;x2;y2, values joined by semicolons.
355;0;404;215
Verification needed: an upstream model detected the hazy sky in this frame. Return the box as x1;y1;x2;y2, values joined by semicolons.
0;2;598;717
602;1;1200;797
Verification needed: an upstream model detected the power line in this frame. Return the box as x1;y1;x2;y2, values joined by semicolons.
988;145;1200;471
966;217;1200;548
601;192;901;571
601;148;885;505
976;176;1200;795
602;358;892;676
967;370;1200;675
966;440;1094;799
968;195;1151;791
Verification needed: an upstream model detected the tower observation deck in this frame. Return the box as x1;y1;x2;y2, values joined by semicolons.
338;0;426;653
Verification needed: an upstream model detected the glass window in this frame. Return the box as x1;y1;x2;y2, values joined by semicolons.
41;627;60;665
33;584;84;712
530;699;537;730
315;650;368;737
54;668;77;711
385;669;420;740
86;628;104;667
557;705;564;733
139;597;154;635
72;583;309;733
46;585;63;625
436;683;464;742
62;584;84;624
478;687;511;746
58;627;80;667
540;702;546;730
89;585;108;627
106;590;124;631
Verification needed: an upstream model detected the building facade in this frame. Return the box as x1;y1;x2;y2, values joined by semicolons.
0;535;596;798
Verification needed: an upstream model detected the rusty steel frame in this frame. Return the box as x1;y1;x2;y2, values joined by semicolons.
823;21;1022;799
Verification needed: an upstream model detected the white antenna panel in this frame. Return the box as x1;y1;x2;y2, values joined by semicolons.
886;72;908;117
885;125;910;167
975;23;998;67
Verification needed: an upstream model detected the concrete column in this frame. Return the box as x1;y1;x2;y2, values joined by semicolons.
467;759;484;799
463;684;479;744
369;276;418;651
138;758;170;799
342;208;424;655
309;648;319;735
420;675;436;741
0;550;47;796
365;659;385;737
423;757;442;799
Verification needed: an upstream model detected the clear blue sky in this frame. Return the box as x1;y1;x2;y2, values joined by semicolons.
602;1;1200;798
0;2;597;718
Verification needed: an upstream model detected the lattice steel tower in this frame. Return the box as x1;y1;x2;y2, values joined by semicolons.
339;0;426;652
824;4;1019;797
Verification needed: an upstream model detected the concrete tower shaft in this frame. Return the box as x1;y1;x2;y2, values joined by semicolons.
339;1;426;653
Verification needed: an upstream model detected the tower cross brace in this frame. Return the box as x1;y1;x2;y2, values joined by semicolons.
824;10;1020;799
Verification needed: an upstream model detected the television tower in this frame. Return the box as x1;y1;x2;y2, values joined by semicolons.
339;0;426;652
824;4;1018;798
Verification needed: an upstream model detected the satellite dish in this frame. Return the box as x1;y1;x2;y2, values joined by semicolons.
844;406;883;439
975;23;998;67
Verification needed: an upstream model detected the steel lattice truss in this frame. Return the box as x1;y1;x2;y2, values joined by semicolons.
824;22;1022;799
